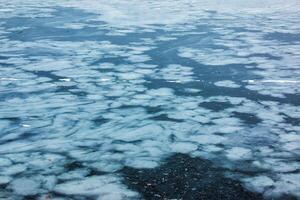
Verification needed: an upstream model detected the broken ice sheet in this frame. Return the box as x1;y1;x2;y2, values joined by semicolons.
0;0;299;199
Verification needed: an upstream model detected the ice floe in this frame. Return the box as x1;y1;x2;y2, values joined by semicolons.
0;0;299;199
54;175;138;199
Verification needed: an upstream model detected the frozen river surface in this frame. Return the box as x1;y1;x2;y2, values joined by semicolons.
0;0;299;199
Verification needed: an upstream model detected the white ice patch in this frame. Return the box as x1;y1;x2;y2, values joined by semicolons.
270;174;300;198
243;176;275;194
125;158;159;169
178;47;249;66
9;178;40;196
0;176;11;185
1;164;27;176
170;142;198;153
189;135;226;144
54;175;138;199
0;158;12;167
110;124;164;142
226;147;252;161
152;64;195;83
0;0;300;199
147;88;174;96
61;0;300;28
214;80;240;88
59;169;90;181
127;54;151;63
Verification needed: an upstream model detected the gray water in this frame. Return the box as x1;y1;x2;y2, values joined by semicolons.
0;0;299;199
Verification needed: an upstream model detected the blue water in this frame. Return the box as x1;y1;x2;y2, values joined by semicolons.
0;1;299;199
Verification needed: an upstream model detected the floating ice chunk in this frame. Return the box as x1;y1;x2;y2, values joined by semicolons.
59;78;71;82
243;176;274;193
135;68;153;75
138;64;157;69
219;126;243;134
112;124;163;142
54;175;138;198
99;62;115;69
134;94;152;100
258;146;273;155
105;89;126;97
247;79;300;84
9;178;40;196
226;147;252;160
283;142;299;151
59;169;90;181
170;110;198;119
280;133;300;142
54;176;113;195
125;158;159;169
55;80;76;87
28;153;65;169
127;54;151;63
154;64;195;83
213;117;240;125
170;142;198;153
0;120;10;132
23;59;73;72
184;88;201;93
21;124;31;127
118;72;142;80
0;141;37;153
189;135;226;144
0;158;12;167
214;80;240;88
61;23;86;29
0;77;20;81
1;164;27;176
42;176;57;190
204;145;223;152
0;176;11;185
101;193;123;200
267;174;300;198
193;115;210;123
90;161;122;172
181;101;199;110
257;111;284;123
147;88;174;96
252;158;299;173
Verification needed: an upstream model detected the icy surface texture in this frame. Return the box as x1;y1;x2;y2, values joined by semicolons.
0;0;299;199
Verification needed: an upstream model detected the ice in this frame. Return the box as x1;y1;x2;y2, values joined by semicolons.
0;0;299;198
170;142;198;153
147;88;174;96
153;64;195;83
125;158;159;169
127;54;151;63
111;124;163;142
189;135;226;144
118;72;142;80
9;178;40;196
42;176;57;190
218;126;243;134
271;174;300;197
280;133;300;142
193;116;210;124
0;176;11;185
1;164;27;176
0;158;12;167
214;80;240;88
59;169;90;181
226;147;252;160
243;176;274;193
90;161;122;172
54;175;138;198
